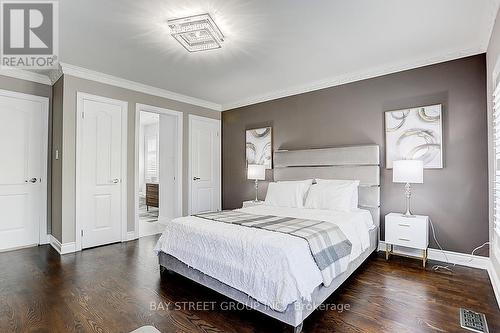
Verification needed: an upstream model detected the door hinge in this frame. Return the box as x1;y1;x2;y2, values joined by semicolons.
81;230;84;237
81;112;85;119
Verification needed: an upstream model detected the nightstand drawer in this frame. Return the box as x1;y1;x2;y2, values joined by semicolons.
385;214;428;249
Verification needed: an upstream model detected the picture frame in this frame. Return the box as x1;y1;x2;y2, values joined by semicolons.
384;104;443;169
246;127;272;169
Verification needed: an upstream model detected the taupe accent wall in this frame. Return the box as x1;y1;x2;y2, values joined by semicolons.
51;77;63;241
56;75;220;243
222;54;488;255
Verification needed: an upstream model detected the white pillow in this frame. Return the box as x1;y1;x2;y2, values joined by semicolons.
264;179;313;208
304;182;353;212
315;179;360;210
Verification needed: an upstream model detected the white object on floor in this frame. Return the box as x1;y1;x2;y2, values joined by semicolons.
130;326;161;333
242;200;264;208
155;205;374;311
385;213;429;249
384;212;429;267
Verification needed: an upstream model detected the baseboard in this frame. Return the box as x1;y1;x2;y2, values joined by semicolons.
40;233;50;245
488;260;500;309
138;230;163;238
49;235;76;255
489;247;500;309
378;241;490;270
126;231;137;241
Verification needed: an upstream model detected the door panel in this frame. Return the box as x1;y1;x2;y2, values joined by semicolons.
0;93;46;251
159;114;178;221
189;116;220;214
79;96;124;249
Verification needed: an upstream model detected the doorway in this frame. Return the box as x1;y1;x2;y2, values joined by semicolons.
75;93;128;250
135;104;182;238
0;89;48;251
188;115;221;215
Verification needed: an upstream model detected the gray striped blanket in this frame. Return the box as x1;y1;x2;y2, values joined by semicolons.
195;210;352;287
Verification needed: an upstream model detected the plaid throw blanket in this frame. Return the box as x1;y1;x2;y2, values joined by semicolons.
195;210;352;287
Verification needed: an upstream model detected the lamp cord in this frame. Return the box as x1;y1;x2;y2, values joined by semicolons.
429;218;489;272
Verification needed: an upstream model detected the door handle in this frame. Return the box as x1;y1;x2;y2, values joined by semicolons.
111;178;120;184
26;177;38;183
193;177;200;181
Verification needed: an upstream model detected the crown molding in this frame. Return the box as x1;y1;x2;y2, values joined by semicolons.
48;66;63;85
0;69;52;85
59;62;222;111
222;47;486;111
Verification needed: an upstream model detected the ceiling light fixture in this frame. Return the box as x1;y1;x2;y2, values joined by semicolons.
167;13;224;52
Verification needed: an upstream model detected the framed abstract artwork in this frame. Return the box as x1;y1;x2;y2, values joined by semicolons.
246;127;272;169
385;104;443;169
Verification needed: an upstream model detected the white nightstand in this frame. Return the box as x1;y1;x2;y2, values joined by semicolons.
242;200;264;208
384;213;429;267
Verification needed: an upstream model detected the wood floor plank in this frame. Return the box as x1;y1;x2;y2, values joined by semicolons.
0;235;498;333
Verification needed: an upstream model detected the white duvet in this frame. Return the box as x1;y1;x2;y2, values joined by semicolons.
154;205;374;312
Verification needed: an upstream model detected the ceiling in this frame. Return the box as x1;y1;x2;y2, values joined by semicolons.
56;0;499;110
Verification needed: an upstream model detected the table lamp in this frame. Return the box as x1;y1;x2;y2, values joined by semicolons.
247;164;265;202
393;159;424;217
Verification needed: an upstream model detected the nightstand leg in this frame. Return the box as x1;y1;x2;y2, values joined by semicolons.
422;249;427;268
385;243;389;260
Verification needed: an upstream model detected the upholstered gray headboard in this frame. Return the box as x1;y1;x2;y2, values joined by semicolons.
274;145;381;227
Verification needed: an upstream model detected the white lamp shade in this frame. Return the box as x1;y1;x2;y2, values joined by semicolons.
247;164;266;180
393;160;423;184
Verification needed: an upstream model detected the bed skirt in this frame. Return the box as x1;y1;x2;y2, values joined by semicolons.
158;227;378;329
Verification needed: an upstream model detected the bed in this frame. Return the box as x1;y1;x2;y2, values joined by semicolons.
155;145;380;332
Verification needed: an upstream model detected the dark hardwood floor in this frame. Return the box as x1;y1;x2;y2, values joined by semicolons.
0;235;498;333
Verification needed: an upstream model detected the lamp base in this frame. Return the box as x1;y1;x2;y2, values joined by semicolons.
254;179;259;202
401;183;417;218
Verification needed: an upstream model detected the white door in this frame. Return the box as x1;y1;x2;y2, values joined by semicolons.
159;114;177;221
189;115;220;214
0;91;48;251
78;94;126;249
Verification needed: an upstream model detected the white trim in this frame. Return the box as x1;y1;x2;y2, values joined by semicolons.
49;234;76;254
0;89;49;249
488;255;500;309
188;114;222;215
378;241;490;270
75;92;128;251
134;103;183;238
60;62;221;112
41;233;50;245
221;47;484;110
0;69;52;85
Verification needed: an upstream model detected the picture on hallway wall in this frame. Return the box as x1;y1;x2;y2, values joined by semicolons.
246;127;272;169
385;104;443;169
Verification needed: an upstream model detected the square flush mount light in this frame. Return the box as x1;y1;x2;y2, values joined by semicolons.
167;13;224;52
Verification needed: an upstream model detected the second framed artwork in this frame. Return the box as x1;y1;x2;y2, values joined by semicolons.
246;127;272;169
385;104;443;169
